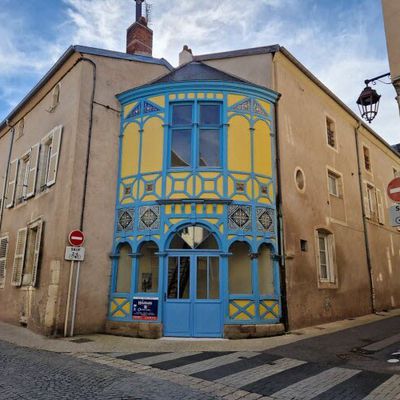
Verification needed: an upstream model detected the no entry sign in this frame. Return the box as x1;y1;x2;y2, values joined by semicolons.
68;230;85;247
387;178;400;202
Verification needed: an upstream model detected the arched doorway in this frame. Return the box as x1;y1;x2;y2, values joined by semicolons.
164;225;223;337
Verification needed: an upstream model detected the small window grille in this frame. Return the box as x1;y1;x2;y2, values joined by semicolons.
326;117;335;148
145;183;154;192
124;186;132;195
261;185;269;195
363;146;371;171
235;182;245;192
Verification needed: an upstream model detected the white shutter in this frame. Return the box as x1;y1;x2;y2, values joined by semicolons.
11;228;28;287
46;125;63;186
0;236;9;289
26;144;40;198
5;159;19;208
31;221;43;287
376;188;384;225
363;182;370;219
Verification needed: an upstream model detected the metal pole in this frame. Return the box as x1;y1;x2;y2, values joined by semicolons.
64;261;74;337
70;261;81;337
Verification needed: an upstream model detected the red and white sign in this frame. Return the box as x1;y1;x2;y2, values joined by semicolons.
387;178;400;202
68;230;85;247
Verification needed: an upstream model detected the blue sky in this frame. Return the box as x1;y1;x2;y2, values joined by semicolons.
0;0;398;143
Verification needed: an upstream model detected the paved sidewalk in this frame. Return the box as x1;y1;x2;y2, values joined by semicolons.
0;309;399;354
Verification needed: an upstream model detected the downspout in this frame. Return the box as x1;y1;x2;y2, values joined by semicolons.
272;54;289;330
0;124;15;232
354;121;376;313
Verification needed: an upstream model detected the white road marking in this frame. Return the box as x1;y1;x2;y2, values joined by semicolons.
132;352;201;365
362;375;400;400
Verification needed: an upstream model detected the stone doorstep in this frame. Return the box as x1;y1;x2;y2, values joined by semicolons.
105;321;163;339
224;324;285;339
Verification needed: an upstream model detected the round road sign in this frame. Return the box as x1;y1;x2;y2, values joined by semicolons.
387;177;400;202
68;230;85;247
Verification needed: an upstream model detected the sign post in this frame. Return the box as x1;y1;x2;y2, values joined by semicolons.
387;178;400;228
64;230;85;337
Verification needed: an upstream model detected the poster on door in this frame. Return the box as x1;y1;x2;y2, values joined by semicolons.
132;297;158;321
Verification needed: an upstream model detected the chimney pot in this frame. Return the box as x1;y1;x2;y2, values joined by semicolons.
126;18;153;56
179;45;194;65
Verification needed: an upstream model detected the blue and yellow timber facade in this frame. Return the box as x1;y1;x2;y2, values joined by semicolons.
108;62;283;338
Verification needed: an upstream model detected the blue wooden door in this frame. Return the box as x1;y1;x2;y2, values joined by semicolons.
164;254;222;337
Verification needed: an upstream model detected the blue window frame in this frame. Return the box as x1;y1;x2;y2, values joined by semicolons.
169;101;222;169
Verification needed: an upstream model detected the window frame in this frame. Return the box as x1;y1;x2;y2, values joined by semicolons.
327;169;342;198
0;234;9;289
168;100;223;171
325;115;337;150
362;144;372;173
315;229;337;287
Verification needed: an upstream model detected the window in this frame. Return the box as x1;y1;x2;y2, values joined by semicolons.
229;242;252;294
170;102;221;168
327;170;341;197
258;244;274;295
16;119;24;140
137;242;159;293
363;146;371;172
115;243;132;293
11;220;43;287
38;125;62;192
364;183;384;224
169;226;218;250
197;256;219;300
316;230;335;283
0;235;9;289
295;167;305;191
326;117;336;148
15;152;30;205
48;84;60;112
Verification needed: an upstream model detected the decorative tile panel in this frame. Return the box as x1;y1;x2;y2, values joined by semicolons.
254;100;268;117
256;207;274;232
126;103;141;118
139;205;160;230
228;205;252;231
117;208;134;232
143;101;161;114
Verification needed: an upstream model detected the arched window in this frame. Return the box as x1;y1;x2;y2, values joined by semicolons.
137;242;159;293
229;241;252;294
258;244;274;295
115;243;132;293
169;226;218;250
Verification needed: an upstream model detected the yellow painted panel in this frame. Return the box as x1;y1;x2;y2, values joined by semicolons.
113;310;125;317
204;218;219;224
175;204;182;214
124;101;137;118
219;225;224;233
229;303;238;317
247;304;255;317
188;93;195;99
138;181;144;198
254;120;271;176
228;235;235;240
228;94;246;107
137;235;143;240
166;177;172;196
122;302;130;313
142;194;158;202
206;93;214;99
187;177;194;195
121;123;140;178
148;95;165;108
111;303;117;312
164;225;169;233
259;99;271;114
184;204;191;214
235;300;251;308
198;93;205;99
169;94;176;100
141;117;163;173
204;181;214;191
121;198;134;205
199;172;219;179
165;205;172;214
231;194;249;202
178;93;185;99
266;312;276;320
235;312;251;320
228;116;251;172
216;205;223;214
196;204;203;214
206;204;213;214
170;192;188;199
216;93;223;99
175;181;185;192
170;218;184;225
155;179;162;196
200;192;219;199
273;304;279;315
153;235;160;239
216;177;223;195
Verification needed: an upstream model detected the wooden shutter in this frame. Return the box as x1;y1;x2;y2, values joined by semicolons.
46;125;63;186
31;221;43;287
0;236;9;289
11;228;28;287
26;144;40;198
5;159;19;208
376;188;384;225
363;182;371;219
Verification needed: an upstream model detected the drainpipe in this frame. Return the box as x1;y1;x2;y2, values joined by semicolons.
0;123;15;232
354;121;376;313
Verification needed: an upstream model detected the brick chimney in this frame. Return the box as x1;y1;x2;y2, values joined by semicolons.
127;1;153;56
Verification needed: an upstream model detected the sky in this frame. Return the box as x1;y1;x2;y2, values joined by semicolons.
0;0;398;144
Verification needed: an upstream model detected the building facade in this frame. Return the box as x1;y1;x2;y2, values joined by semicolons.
0;10;399;338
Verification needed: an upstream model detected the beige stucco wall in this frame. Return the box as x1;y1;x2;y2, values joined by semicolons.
382;0;400;80
0;51;169;335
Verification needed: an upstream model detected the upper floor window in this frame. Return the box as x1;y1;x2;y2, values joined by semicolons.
326;117;336;148
363;146;371;172
327;170;342;198
170;102;221;169
316;229;336;284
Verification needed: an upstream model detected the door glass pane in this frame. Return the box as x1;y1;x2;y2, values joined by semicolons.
196;232;218;249
172;104;192;125
196;257;208;299
171;129;191;167
229;242;252;294
200;104;220;125
258;244;274;295
209;257;220;299
167;257;178;298
179;257;190;299
116;244;132;293
137;243;159;293
199;129;220;167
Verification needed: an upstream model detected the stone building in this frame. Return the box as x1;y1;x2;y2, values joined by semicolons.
0;6;399;338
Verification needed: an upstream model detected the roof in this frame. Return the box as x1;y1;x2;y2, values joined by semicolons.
0;45;173;133
196;45;400;159
152;61;246;84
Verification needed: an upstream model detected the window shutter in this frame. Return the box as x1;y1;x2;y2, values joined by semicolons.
11;227;28;287
31;221;43;287
0;236;9;289
5;159;19;208
363;182;370;219
46;125;63;186
26;144;40;198
376;189;384;225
